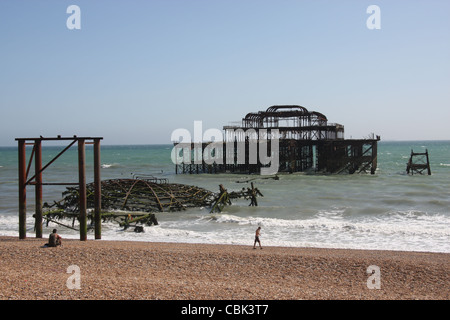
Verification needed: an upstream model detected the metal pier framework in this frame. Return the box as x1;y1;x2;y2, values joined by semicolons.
174;105;380;175
16;136;103;240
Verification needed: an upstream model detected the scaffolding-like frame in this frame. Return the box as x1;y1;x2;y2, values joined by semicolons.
16;136;103;241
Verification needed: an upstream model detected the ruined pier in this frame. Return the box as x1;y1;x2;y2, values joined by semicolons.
173;105;380;175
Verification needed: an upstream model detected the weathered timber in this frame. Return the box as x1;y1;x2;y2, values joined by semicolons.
210;183;264;213
210;184;232;213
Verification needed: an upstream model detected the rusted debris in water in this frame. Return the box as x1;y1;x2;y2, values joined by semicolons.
210;182;264;213
45;178;214;213
39;210;158;232
43;178;264;230
406;149;431;175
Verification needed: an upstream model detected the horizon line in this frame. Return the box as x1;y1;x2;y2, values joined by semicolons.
0;139;449;148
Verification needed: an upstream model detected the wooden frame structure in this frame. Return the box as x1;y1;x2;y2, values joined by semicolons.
16;136;103;241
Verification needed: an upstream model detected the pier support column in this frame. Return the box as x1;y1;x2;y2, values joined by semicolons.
94;139;102;239
34;140;43;238
78;139;87;241
18;140;27;239
425;150;431;175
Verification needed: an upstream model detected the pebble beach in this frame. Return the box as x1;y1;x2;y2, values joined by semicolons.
0;236;448;300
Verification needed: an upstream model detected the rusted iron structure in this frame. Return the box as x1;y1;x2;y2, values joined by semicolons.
42;179;263;231
47;178;214;214
16;136;103;241
406;149;431;175
174;105;380;175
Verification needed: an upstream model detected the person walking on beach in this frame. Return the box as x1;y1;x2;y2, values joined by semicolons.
253;226;262;249
47;229;62;247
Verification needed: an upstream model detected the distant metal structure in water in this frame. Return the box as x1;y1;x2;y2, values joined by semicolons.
174;105;380;175
406;149;431;175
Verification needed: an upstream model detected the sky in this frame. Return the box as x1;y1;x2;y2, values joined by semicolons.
0;0;449;146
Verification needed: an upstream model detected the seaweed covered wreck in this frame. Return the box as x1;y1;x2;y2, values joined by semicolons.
42;177;264;232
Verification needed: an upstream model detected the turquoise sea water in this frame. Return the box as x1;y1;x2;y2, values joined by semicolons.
0;141;449;253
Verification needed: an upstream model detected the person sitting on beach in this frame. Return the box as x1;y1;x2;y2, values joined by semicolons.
47;229;62;247
253;226;262;249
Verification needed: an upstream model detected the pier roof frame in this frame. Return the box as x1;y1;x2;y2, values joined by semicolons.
238;105;342;142
242;105;330;128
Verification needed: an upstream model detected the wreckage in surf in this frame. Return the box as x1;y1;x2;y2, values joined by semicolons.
42;177;263;232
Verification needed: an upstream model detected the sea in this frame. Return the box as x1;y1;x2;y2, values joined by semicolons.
0;141;449;253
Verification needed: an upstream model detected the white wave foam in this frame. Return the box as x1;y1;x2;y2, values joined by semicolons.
204;213;450;238
2;211;449;253
101;163;120;168
205;214;304;228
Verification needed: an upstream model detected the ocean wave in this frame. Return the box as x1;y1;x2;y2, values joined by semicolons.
440;163;450;167
2;212;449;252
206;214;295;227
101;163;120;168
202;213;450;238
188;212;450;252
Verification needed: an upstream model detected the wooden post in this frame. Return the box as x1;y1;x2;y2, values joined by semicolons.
78;139;87;241
426;149;431;175
94;139;102;239
18;140;27;239
34;140;43;238
371;141;377;175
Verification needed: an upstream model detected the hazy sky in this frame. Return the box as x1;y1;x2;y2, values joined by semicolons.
0;0;449;146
